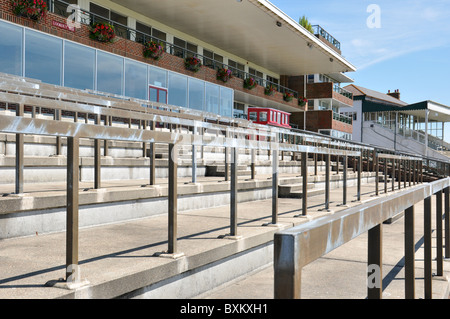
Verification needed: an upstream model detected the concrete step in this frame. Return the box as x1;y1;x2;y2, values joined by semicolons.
278;182;315;197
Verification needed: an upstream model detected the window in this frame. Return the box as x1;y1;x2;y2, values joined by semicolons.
125;60;147;100
25;30;62;85
0;20;22;76
168;72;187;108
259;112;268;122
149;86;167;104
249;112;258;121
266;75;279;90
52;0;78;18
249;68;264;85
90;3;128;39
149;66;167;88
228;59;245;79
220;87;233;117
135;22;166;44
173;37;197;58
64;41;95;90
205;83;220;114
203;49;223;70
96;51;124;95
188;78;205;111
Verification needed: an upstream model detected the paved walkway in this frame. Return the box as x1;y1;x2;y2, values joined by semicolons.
0;175;449;299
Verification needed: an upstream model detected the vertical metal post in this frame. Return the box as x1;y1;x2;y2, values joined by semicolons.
272;149;279;224
342;155;347;205
445;187;450;258
149;121;156;186
403;159;407;188
375;153;379;196
391;159;395;191
404;205;415;299
424;196;432;299
325;153;330;210
66;136;79;283
357;155;361;201
368;224;382;299
94;115;101;189
192;125;197;184
384;158;388;194
436;190;443;276
397;159;401;190
168;143;178;254
408;160;412;187
15;104;24;194
302;152;308;215
230;147;238;237
55;109;62;156
274;234;301;299
225;147;229;181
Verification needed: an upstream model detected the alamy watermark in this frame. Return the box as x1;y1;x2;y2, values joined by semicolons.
367;4;382;29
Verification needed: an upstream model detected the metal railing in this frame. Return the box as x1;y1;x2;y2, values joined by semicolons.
47;0;298;99
312;25;341;51
275;176;449;299
1;72;449;293
333;84;353;100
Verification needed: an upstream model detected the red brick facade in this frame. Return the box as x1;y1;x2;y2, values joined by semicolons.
289;110;353;134
0;2;303;111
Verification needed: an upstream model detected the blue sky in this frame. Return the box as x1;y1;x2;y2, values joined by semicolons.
270;0;450;141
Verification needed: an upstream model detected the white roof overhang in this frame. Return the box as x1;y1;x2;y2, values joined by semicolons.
112;0;356;76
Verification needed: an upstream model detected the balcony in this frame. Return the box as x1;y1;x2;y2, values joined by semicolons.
312;25;341;54
289;110;353;137
42;0;300;110
306;82;353;107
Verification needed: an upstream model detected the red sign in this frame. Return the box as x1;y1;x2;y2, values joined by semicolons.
52;20;75;32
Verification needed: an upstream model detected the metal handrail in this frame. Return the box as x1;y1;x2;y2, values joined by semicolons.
274;177;450;299
312;25;341;50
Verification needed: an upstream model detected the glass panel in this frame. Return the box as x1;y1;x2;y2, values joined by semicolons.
64;41;95;90
249;112;257;121
125;59;147;99
149;87;158;102
25;30;62;85
205;83;220;114
96;51;123;95
220;87;233;117
260;112;267;122
188;78;205;111
158;90;167;104
149;66;167;88
168;72;187;107
0;21;23;76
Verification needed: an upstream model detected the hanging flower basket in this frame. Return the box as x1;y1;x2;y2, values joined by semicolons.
243;77;257;90
11;0;48;21
264;84;276;96
89;22;116;43
217;68;232;83
143;40;164;60
184;56;202;72
298;97;308;107
283;92;295;102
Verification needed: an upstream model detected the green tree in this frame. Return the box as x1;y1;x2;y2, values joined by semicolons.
299;15;313;33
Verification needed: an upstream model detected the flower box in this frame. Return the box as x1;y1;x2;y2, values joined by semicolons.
243;77;257;90
143;40;164;60
217;68;233;83
283;92;294;102
89;22;116;43
298;97;308;107
184;56;202;72
11;0;48;22
264;84;276;96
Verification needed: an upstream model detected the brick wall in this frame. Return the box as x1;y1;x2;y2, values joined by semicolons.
0;2;302;110
289;110;352;134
